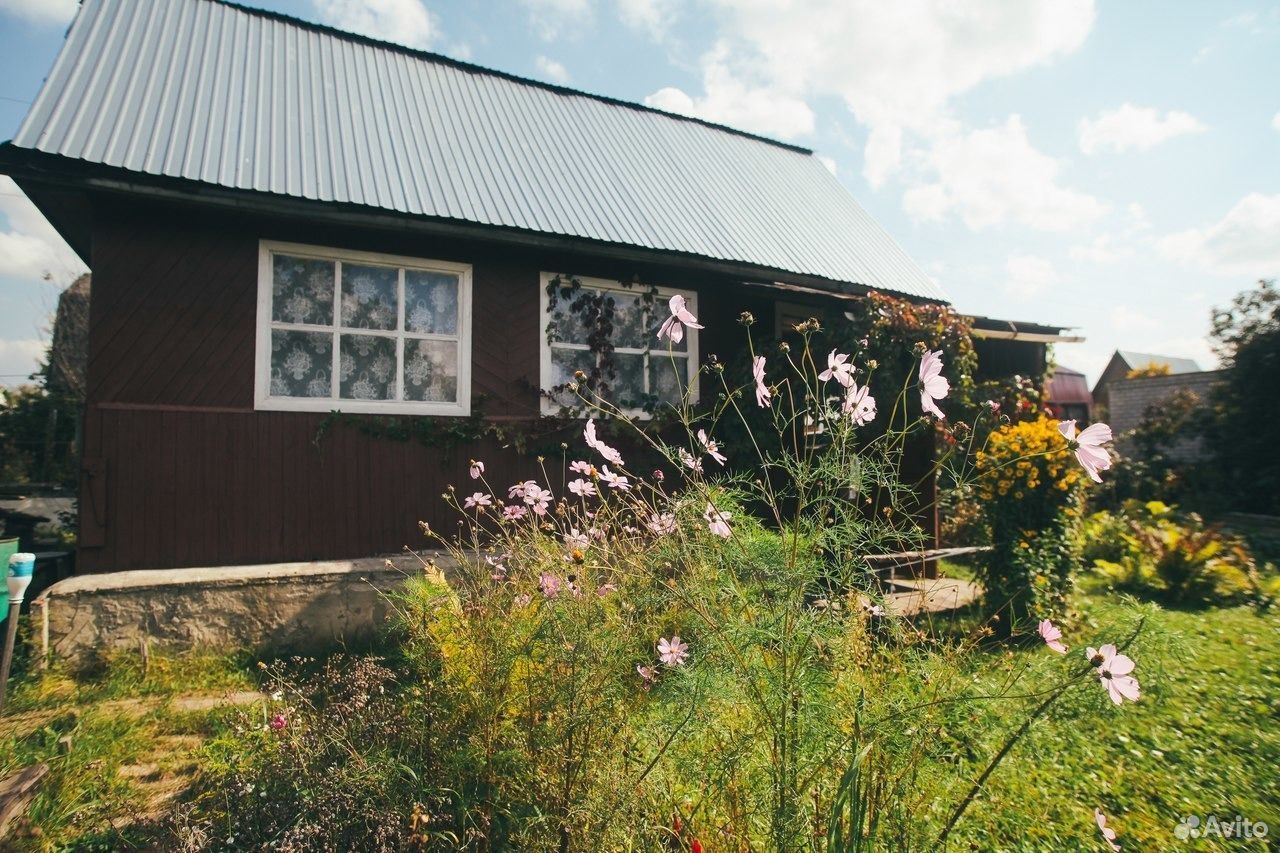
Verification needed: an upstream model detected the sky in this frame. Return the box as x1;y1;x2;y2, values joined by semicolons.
0;0;1278;388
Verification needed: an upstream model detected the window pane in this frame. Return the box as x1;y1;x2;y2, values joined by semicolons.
341;263;399;330
608;290;647;349
610;352;646;408
649;304;688;352
547;348;596;407
339;334;397;400
405;270;459;335
649;355;687;406
270;329;332;398
404;339;459;402
272;254;334;326
546;285;595;344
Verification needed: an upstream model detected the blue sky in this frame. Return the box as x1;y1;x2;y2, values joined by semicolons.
1;0;1277;386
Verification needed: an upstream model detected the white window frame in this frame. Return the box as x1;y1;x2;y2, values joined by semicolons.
539;272;699;417
255;240;473;416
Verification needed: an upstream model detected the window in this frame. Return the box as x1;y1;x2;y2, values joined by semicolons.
540;273;699;415
255;241;472;415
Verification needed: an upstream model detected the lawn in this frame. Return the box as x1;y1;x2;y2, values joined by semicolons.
953;584;1280;852
1;583;1276;852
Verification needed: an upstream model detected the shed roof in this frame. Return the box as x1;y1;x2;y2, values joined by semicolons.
1115;351;1202;375
1047;365;1092;405
8;0;946;302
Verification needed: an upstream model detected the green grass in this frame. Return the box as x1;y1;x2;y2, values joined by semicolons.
951;588;1280;852
2;591;1276;851
0;650;257;852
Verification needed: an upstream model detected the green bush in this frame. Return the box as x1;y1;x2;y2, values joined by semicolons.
1087;502;1275;606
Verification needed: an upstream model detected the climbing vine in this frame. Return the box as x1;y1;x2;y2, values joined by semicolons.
543;273;660;416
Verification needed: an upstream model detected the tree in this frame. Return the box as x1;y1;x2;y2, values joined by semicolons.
1208;279;1280;514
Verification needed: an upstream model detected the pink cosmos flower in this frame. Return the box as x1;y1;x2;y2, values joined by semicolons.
678;448;703;473
648;512;677;536
569;478;598;498
1038;619;1068;654
464;492;492;509
1087;644;1140;705
657;635;689;667
469;460;484;480
524;485;553;515
596;583;616;597
539;573;562;598
503;505;527;520
703;503;732;538
1095;809;1121;851
569;460;595;476
919;350;950;419
843;380;877;426
599;465;631;490
1058;420;1115;483
696;429;727;466
818;350;856;387
636;663;659;690
652;469;665;482
584;418;625;466
656;294;703;344
563;529;590;550
753;355;772;408
270;713;287;732
508;480;535;500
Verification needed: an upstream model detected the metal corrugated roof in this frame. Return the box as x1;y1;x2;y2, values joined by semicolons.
12;0;946;302
1116;351;1202;374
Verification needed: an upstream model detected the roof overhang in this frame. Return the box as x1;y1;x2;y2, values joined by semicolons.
0;145;949;305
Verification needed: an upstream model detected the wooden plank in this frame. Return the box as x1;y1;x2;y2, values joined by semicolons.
0;763;49;841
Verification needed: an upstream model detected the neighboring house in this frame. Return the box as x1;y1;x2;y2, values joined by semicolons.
1107;370;1223;462
1;0;1061;574
1092;350;1202;416
1045;366;1092;424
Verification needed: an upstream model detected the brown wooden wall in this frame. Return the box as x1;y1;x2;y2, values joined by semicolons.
78;197;779;572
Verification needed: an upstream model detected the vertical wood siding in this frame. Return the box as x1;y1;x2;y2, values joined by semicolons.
78;199;783;571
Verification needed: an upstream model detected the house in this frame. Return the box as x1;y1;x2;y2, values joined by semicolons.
1106;369;1224;461
1092;350;1202;416
1045;365;1092;424
1;0;1068;575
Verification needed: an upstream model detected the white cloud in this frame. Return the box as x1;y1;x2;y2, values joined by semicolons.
0;0;78;26
0;177;88;284
901;116;1107;231
1157;193;1280;277
687;0;1092;168
1108;304;1159;332
643;46;815;140
817;155;838;176
1273;112;1280;132
616;0;678;40
1069;235;1134;264
521;0;593;40
534;55;571;84
0;339;45;387
1077;103;1207;155
311;0;435;49
1004;254;1058;298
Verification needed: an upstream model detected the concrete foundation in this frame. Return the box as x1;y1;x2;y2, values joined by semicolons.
30;554;449;662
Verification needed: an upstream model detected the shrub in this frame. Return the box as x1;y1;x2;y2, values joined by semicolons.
974;415;1085;634
1089;502;1274;606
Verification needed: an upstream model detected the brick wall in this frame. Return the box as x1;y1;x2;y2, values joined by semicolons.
1108;370;1224;462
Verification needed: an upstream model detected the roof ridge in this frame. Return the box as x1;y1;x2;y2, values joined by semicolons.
202;0;814;156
